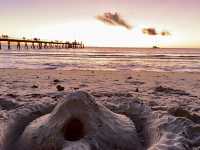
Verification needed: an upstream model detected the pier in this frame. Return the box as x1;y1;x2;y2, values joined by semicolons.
0;36;84;50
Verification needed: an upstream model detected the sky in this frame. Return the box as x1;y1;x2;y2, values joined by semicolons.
0;0;200;48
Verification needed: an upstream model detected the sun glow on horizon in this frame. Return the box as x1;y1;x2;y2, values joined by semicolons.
9;20;176;48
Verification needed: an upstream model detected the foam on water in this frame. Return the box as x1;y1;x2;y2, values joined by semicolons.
0;47;200;72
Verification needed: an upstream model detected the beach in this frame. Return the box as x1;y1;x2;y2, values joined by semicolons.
1;0;200;148
0;69;200;149
1;68;200;117
0;47;200;149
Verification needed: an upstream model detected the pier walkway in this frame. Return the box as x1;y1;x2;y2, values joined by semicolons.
0;37;84;50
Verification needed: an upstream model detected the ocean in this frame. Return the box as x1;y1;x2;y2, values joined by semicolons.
0;47;200;72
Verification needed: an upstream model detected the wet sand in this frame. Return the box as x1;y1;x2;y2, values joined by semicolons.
0;69;200;118
0;69;200;106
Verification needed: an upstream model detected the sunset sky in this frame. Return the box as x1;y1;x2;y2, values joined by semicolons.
0;0;200;48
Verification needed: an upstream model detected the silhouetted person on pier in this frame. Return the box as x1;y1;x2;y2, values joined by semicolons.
2;35;9;39
72;40;77;49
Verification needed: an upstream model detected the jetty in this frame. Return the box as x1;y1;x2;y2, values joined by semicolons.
0;35;84;50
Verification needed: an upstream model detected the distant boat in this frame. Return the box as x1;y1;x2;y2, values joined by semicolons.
153;46;160;49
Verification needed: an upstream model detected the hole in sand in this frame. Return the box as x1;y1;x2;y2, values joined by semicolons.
63;118;85;141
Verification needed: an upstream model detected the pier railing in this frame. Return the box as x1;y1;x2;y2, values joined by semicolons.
0;36;84;50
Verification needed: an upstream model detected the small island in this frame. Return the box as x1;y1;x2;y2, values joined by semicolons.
153;46;160;49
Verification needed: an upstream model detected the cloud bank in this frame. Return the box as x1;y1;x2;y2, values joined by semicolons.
96;12;132;30
96;12;171;36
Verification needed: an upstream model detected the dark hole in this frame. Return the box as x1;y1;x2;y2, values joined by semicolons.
63;118;85;141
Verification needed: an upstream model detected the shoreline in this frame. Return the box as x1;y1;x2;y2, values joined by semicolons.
1;67;200;72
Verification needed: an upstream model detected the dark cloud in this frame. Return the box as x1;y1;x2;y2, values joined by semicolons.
142;28;157;36
96;12;132;30
143;28;171;36
160;31;171;36
96;13;171;35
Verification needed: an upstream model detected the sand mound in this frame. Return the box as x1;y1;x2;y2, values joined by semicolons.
1;91;200;150
102;97;200;149
3;92;142;150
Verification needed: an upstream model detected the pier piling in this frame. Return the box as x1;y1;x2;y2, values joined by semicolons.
17;42;21;50
8;41;11;49
44;43;47;49
39;43;42;49
25;42;28;49
31;42;35;49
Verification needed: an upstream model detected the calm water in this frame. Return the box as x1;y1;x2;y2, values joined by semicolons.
0;46;200;72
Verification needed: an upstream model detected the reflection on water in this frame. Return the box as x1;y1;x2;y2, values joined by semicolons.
0;47;200;72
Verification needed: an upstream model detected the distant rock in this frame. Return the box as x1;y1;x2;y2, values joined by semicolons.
127;76;132;80
53;79;60;84
73;87;79;90
56;85;65;91
31;85;38;89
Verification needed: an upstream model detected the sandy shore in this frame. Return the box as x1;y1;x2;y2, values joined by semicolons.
0;69;200;105
0;69;200;118
0;69;200;149
0;68;199;121
0;69;200;107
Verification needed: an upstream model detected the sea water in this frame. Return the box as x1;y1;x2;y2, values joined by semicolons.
0;47;200;72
